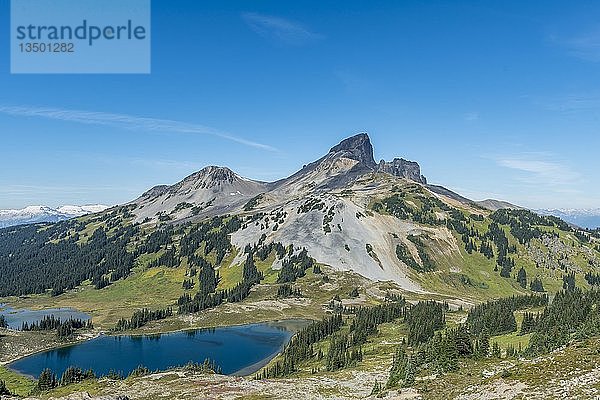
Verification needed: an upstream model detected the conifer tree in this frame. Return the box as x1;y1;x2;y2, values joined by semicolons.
38;368;57;391
517;267;527;288
0;380;10;395
530;277;545;292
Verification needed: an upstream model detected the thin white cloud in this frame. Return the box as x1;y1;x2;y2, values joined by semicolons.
496;156;582;186
0;105;277;152
553;28;600;62
464;112;479;122
242;12;322;45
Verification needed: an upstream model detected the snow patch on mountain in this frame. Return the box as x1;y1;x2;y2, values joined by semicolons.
537;208;600;229
0;204;109;228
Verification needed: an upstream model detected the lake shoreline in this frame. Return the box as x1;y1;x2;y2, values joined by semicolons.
107;317;314;338
3;318;313;378
231;347;282;377
0;331;100;367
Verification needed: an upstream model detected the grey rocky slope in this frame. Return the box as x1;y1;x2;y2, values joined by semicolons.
127;133;470;292
130;165;269;223
476;199;522;211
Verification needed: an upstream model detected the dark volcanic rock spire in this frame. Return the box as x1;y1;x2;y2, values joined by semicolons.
326;132;427;183
328;133;377;168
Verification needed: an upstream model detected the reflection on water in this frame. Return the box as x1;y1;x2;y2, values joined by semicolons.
9;320;310;378
54;345;75;360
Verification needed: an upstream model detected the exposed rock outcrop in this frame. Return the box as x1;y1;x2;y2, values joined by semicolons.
328;133;377;168
377;158;427;184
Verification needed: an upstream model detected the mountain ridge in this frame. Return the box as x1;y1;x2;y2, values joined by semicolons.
1;133;599;346
3;133;594;298
537;208;600;229
0;204;109;228
131;133;433;224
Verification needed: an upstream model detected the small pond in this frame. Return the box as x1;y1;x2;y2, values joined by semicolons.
0;304;91;330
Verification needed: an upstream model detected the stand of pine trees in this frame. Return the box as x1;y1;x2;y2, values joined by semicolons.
517;267;527;288
36;367;96;392
585;272;600;286
0;220;139;296
395;241;420;270
178;252;263;314
60;367;95;386
0;212;245;297
520;311;540;335
527;287;600;355
375;193;449;227
405;301;446;345
37;368;58;391
277;248;315;283
388;318;495;389
384;286;600;390
257;314;344;379
21;315;93;338
351;300;406;345
530;277;545;292
466;294;548;336
258;296;407;379
114;307;173;331
563;272;576;291
490;209;571;242
179;216;241;265
325;333;363;371
386;287;600;390
387;322;493;390
326;300;408;372
277;284;302;298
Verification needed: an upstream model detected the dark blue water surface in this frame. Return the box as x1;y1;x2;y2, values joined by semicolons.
8;322;297;378
0;304;90;330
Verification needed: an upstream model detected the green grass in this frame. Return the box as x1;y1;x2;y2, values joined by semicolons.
41;379;102;399
2;264;188;329
491;332;531;353
0;364;36;396
488;307;544;353
413;238;527;302
256;253;280;284
216;248;242;290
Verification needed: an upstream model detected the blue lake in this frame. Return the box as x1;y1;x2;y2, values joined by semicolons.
0;304;90;330
8;321;306;378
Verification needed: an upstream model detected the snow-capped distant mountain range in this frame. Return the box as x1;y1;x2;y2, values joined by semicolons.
0;205;109;228
537;208;600;230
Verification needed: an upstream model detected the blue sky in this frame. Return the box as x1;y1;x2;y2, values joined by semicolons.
0;0;599;209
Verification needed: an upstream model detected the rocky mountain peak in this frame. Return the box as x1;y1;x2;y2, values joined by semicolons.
172;166;250;192
140;166;248;200
189;166;238;184
328;133;376;168
326;134;427;183
377;158;427;184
